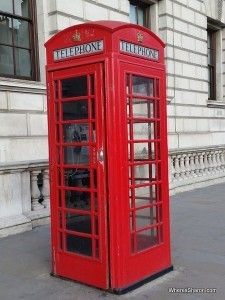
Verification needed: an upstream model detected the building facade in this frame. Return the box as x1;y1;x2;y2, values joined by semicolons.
0;0;225;236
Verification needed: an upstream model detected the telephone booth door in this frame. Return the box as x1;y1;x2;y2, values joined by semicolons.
48;64;108;288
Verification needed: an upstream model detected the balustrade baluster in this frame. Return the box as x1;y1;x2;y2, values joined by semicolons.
31;170;44;211
42;169;50;209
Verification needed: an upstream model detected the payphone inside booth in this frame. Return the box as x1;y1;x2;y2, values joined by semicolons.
45;21;172;293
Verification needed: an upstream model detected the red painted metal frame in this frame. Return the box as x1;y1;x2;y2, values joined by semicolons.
45;21;172;292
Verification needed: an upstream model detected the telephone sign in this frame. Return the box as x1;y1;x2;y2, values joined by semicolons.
45;21;172;294
120;40;159;60
54;40;104;60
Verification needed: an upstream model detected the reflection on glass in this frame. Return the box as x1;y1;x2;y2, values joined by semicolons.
130;4;137;24
14;0;29;17
134;185;156;199
0;1;13;14
137;7;144;26
62;100;88;120
130;164;156;185
136;206;157;229
66;234;92;256
0;45;14;75
63;124;89;143
64;146;89;165
134;185;158;207
13;19;30;48
136;227;159;251
128;142;156;160
62;76;87;98
131;99;155;118
132;122;155;140
132;76;154;96
66;213;91;233
64;168;90;188
65;190;91;210
0;15;13;44
15;48;31;77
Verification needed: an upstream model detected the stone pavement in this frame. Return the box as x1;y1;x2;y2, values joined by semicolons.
0;183;225;300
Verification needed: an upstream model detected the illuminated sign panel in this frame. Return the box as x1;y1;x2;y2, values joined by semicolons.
120;40;159;61
54;40;104;60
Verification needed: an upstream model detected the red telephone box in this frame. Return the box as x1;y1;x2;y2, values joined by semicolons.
45;21;172;293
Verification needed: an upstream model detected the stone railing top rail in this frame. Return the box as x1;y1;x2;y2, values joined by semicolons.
169;145;225;155
0;160;49;173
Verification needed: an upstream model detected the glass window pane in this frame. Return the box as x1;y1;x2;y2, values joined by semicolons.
134;185;155;199
128;142;156;160
136;227;160;251
134;185;158;207
14;0;29;17
132;122;155;140
137;7;144;26
64;146;89;165
15;48;31;77
62;76;87;98
0;15;13;44
0;0;13;14
0;45;14;75
62;100;88;120
66;212;91;234
136;206;157;229
131;98;155;118
130;163;157;185
13;19;30;48
63;123;90;143
132;76;154;96
130;4;137;24
207;49;211;64
64;168;90;188
65;190;91;210
66;234;92;256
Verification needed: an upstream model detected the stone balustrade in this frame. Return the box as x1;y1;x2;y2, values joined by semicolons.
169;146;225;194
0;160;49;237
1;146;225;237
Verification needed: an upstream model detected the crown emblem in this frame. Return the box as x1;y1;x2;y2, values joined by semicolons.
72;30;81;42
137;32;144;43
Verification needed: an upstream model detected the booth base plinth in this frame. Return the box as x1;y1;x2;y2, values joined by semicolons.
50;265;173;295
110;265;174;295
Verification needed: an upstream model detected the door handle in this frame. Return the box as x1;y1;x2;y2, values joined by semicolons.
98;149;104;162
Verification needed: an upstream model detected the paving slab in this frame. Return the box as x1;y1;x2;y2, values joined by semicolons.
0;183;225;299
